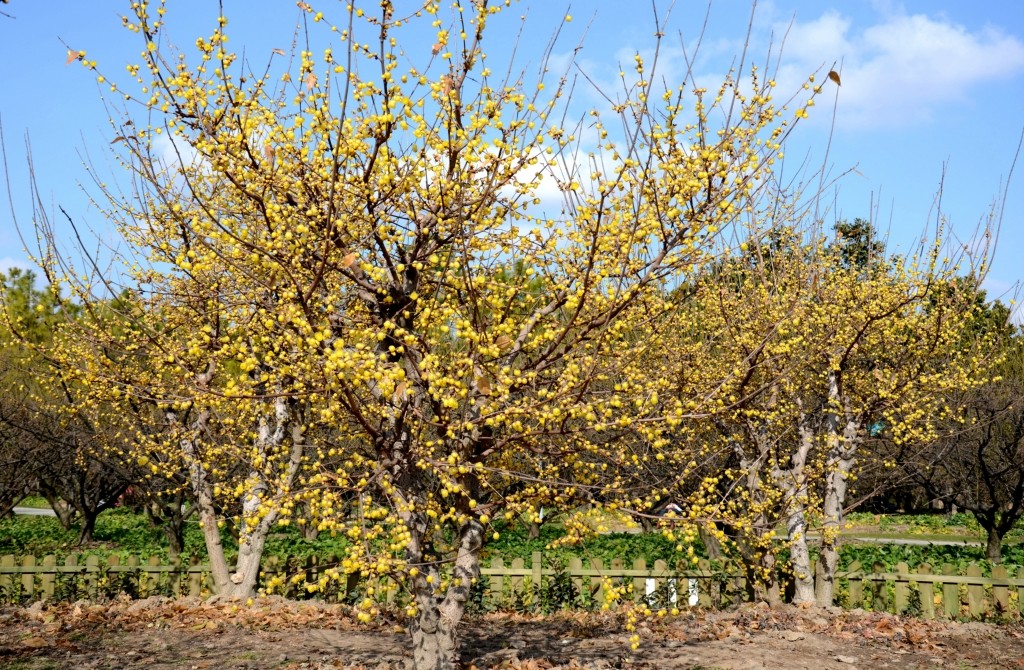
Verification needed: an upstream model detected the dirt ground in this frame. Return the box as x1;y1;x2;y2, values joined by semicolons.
0;597;1021;670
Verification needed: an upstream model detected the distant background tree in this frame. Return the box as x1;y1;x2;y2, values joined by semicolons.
885;295;1023;562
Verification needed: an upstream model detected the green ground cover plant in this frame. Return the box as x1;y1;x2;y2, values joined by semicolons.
3;508;1021;575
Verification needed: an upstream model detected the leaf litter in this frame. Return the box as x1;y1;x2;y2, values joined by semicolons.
0;597;1020;669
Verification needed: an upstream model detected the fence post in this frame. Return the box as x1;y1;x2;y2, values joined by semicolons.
40;555;56;601
510;557;525;603
148;556;163;596
916;563;934;619
0;555;13;595
894;562;909;613
632;558;646;603
64;554;79;601
610;557;624;602
591;558;606;607
170;555;183;597
696;559;711;608
941;563;958;618
189;555;203;597
991;565;1009;615
569;557;583;606
847;560;863;608
966;564;984;617
107;555;121;598
870;561;887;612
19;555;35;599
489;557;504;608
84;555;99;597
136;553;149;594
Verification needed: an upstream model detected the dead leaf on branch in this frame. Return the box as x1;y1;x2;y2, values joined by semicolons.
828;70;842;86
305;72;317;91
65;49;85;65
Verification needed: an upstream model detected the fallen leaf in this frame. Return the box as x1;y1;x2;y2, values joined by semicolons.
475;371;491;395
22;636;48;649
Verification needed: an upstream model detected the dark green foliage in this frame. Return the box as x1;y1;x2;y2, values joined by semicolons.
0;507;349;562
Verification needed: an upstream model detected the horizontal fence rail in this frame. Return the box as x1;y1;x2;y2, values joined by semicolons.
1;552;1022;619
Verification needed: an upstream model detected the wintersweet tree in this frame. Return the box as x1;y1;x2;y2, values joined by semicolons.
32;1;823;666
683;220;996;606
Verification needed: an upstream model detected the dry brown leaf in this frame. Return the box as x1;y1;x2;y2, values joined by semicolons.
263;144;276;163
65;49;85;65
22;636;48;649
305;72;317;91
296;1;312;11
828;70;842;86
341;251;358;269
272;48;285;56
496;334;512;350
432;43;443;55
476;372;491;395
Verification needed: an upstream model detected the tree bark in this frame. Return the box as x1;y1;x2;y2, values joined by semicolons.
786;505;815;604
984;525;1003;563
76;511;97;544
409;520;483;670
815;415;859;607
779;413;815;605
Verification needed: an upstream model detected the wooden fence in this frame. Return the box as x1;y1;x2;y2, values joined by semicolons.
1;552;1022;619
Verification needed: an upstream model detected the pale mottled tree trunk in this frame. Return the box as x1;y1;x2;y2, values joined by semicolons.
782;410;819;605
174;390;305;599
815;414;859;607
406;520;484;670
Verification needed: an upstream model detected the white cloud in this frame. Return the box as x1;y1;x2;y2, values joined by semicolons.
0;256;35;276
771;10;1024;128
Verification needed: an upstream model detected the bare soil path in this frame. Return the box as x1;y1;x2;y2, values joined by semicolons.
0;597;1021;669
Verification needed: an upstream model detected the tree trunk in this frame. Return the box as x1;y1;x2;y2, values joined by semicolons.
813;372;860;608
164;519;185;559
740;550;781;606
406;520;484;670
147;497;188;560
698;524;724;560
76;510;97;544
984;525;1003;563
786;505;815;604
815;421;858;607
780;413;815;605
46;495;77;530
528;521;540;539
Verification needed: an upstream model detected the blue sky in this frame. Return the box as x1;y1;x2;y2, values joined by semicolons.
1;1;1022;309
